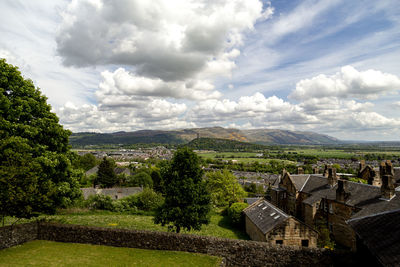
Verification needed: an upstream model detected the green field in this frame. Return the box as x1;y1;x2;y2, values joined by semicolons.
0;240;221;267
4;211;249;240
197;152;293;164
198;148;400;161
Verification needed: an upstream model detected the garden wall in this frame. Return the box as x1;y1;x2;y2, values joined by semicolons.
1;222;354;266
0;222;38;250
37;223;353;266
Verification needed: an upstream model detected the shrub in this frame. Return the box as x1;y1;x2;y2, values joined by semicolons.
135;188;164;211
85;194;114;211
227;202;248;226
112;199;138;213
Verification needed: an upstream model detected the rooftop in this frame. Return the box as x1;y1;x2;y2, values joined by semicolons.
243;199;289;235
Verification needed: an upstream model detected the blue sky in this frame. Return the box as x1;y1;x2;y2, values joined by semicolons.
1;0;400;140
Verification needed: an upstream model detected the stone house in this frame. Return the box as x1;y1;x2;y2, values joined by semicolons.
243;199;318;247
270;162;400;250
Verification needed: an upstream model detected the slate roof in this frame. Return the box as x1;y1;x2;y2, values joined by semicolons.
288;174;311;190
85;166;133;176
347;209;400;267
243;199;289;235
244;197;262;205
114;167;132;176
299;175;400;219
85;166;99;176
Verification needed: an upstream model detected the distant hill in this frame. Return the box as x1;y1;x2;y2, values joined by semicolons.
186;137;268;151
69;127;340;147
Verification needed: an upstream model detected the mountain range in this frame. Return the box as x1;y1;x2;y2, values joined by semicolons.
69;127;340;147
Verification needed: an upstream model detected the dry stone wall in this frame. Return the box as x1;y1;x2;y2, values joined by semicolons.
0;222;38;250
1;222;355;266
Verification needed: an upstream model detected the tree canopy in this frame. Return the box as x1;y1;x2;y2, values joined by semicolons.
96;157;117;188
154;147;211;233
0;59;81;221
205;170;246;207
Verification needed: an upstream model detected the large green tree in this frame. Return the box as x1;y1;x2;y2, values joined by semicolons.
205;170;246;207
0;59;81;223
154;147;211;233
96;157;117;188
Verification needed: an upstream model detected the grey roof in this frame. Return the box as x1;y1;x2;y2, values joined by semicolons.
85;166;99;176
350;194;400;219
80;187;142;199
114;167;132;176
289;174;311;190
347;209;400;267
243;199;289;235
244;198;262;205
299;175;400;219
85;166;133;176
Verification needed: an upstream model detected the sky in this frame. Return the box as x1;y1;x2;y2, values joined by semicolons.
1;0;400;141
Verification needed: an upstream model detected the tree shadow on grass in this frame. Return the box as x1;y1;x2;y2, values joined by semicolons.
216;215;250;240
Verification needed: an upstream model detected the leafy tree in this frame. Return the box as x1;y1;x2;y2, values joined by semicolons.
150;169;163;192
78;153;98;171
96;157;117;188
227;202;248;226
154;147;211;233
0;59;81;223
205;170;246;207
127;171;153;188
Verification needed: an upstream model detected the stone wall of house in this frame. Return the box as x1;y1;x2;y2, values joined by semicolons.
328;201;357;250
303;203;317;226
265;217;318;248
0;222;38;250
245;216;266;242
37;223;352;267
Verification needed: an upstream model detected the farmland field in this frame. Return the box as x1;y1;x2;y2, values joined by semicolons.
197;152;294;164
197;148;400;161
0;240;221;267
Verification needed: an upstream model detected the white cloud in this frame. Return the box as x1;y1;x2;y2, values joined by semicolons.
290;66;400;101
56;0;272;81
97;68;221;101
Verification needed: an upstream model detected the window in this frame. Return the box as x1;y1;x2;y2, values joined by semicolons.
115;195;118;199
301;240;309;247
315;203;319;209
275;240;283;245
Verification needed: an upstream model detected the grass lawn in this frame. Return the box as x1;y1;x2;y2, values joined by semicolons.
4;211;249;240
0;240;221;267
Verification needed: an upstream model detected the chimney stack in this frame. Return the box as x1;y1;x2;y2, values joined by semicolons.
336;180;349;202
358;160;365;177
297;167;304;175
328;167;337;187
381;175;395;200
323;165;329;177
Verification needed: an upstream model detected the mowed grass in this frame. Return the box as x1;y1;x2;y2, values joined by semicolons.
4;212;249;240
0;240;221;267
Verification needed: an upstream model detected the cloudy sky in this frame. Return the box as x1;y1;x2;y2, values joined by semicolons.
1;0;400;141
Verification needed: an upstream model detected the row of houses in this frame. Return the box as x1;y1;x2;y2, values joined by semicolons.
243;161;400;265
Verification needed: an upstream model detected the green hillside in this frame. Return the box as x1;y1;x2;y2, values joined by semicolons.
69;127;341;148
